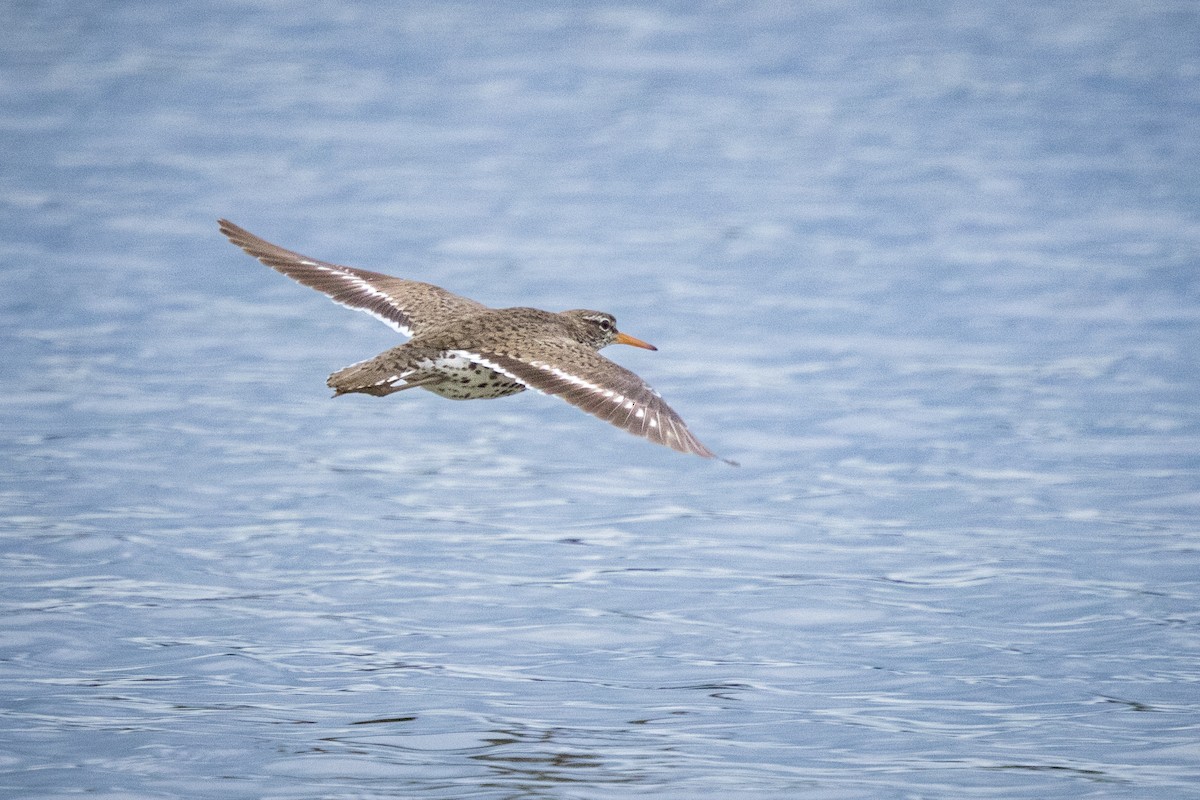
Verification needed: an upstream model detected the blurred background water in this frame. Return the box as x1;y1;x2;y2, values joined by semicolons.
3;1;1199;797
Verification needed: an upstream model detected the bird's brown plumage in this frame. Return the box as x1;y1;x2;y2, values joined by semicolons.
219;219;724;460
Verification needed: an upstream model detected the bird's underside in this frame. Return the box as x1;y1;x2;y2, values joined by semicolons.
219;219;726;461
328;347;528;400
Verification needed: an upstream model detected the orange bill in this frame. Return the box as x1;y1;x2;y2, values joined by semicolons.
615;331;657;351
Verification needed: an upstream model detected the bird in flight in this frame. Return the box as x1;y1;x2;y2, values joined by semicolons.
219;220;728;461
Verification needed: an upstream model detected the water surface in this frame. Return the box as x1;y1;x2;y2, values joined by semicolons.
2;1;1199;797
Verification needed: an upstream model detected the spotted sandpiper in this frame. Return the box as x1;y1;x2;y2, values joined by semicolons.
219;220;727;461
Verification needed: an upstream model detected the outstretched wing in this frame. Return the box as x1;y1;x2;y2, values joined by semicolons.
219;219;488;337
453;343;719;459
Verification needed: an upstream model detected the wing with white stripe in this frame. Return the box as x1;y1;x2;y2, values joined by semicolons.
454;345;717;459
219;219;487;337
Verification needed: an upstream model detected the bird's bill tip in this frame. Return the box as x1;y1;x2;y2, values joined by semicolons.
615;332;657;351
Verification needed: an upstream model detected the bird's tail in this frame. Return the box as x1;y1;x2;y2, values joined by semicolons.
326;352;400;398
327;350;439;397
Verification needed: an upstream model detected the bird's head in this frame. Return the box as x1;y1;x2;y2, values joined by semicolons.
562;310;658;352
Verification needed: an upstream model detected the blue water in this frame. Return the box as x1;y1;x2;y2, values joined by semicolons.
3;1;1199;797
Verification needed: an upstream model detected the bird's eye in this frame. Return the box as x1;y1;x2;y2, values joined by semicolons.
598;318;613;331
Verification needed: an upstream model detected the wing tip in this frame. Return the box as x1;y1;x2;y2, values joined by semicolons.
676;433;737;465
217;217;241;238
217;218;263;253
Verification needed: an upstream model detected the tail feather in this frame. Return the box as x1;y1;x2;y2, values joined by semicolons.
327;354;410;397
327;355;444;396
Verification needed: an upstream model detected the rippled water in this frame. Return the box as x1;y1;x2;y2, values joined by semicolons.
3;1;1199;797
